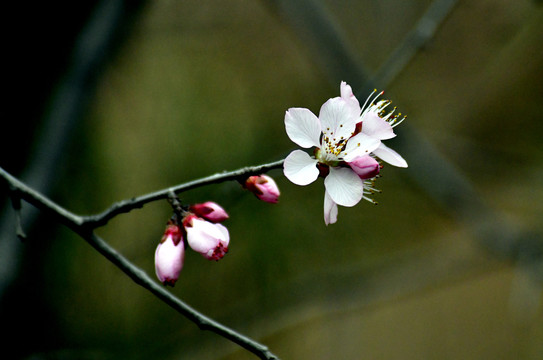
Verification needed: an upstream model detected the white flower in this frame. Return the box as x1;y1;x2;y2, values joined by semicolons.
354;87;408;168
283;81;407;225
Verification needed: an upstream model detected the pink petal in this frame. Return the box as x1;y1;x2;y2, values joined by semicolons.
362;111;395;140
373;143;408;168
324;190;338;225
285;108;322;148
283;150;319;186
190;202;229;223
347;155;380;179
245;175;280;203
342;132;381;161
324;167;363;207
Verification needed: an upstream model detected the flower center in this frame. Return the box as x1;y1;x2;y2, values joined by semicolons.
315;147;340;167
322;133;348;157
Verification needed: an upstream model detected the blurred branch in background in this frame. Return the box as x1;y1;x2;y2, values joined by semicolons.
267;0;542;317
372;0;459;87
0;0;145;302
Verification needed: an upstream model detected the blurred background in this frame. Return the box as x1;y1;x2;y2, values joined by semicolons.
1;0;543;359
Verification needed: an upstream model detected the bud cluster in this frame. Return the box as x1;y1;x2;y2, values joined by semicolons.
154;201;230;286
154;175;280;287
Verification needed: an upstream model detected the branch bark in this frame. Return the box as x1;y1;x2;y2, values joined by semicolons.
83;159;284;228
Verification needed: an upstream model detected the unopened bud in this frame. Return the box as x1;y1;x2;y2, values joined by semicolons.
244;174;280;203
155;223;185;286
347;155;380;179
183;214;230;261
189;201;229;223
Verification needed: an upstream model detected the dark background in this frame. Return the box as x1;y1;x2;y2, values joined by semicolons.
1;1;542;359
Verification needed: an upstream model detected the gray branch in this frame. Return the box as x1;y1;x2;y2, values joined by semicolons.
0;164;282;360
83;159;285;228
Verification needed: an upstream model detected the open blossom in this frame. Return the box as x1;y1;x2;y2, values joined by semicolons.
183;214;230;261
343;82;408;168
244;174;280;203
155;222;185;286
283;81;407;225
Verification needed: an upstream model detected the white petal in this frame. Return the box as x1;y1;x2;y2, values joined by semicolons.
324;190;338;225
285;108;322;148
342;132;381;161
340;81;352;99
186;219;223;253
362;111;395;140
373;143;408;167
324;167;363;207
340;81;360;113
283;150;319;185
213;223;230;247
155;235;184;283
319;97;358;142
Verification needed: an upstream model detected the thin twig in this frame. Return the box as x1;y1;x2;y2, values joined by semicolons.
7;185;27;241
83;159;285;228
0;167;84;232
0;165;281;360
84;231;279;360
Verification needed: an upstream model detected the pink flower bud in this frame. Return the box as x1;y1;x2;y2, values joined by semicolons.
244;175;280;203
183;214;230;261
155;223;185;286
347;155;380;179
189;201;229;223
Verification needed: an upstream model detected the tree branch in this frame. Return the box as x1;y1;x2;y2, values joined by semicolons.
83;159;285;228
83;231;279;360
0;164;281;360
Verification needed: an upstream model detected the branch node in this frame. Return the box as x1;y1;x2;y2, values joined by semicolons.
167;191;188;223
8;185;27;241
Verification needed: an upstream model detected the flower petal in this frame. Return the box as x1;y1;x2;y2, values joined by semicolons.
213;223;230;247
186;218;225;253
342;132;381;161
285;108;322;148
347;155;380;179
362;111;396;140
373;143;408;168
155;234;185;286
319;97;358;143
340;81;360;113
324;190;338;225
324;167;363;207
283;150;319;185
